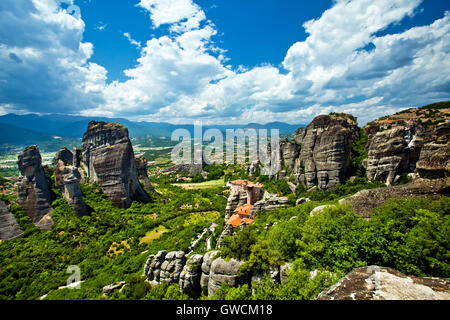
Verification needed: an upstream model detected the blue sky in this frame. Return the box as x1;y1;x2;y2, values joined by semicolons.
0;0;449;125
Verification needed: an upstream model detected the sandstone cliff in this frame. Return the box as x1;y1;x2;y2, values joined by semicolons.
363;104;449;185
0;199;23;240
81;121;149;208
135;157;159;195
52;147;73;166
54;159;88;217
278;114;359;190
339;145;449;218
16;146;53;230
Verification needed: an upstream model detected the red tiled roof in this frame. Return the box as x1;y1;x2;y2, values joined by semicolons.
234;204;253;216
226;215;242;227
226;214;255;227
231;179;263;188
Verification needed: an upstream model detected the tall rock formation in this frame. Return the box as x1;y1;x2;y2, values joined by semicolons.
16;146;53;230
290;114;359;189
0;200;23;240
81;121;149;208
54;159;88;217
339;145;449;218
135;157;159;195
363;104;449;185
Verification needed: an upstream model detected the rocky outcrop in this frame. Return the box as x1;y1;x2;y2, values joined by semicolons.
245;161;259;177
339;146;450;219
364;123;419;185
179;254;203;297
316;266;450;300
52;148;73;166
135;157;158;195
0;200;23;240
103;281;126;296
144;250;167;283
310;204;337;217
363;114;449;185
142;249;286;297
81;121;149;209
200;250;219;295
145;250;186;285
416;144;450;180
72;148;82;168
249;197;289;216
296;197;311;206
16;146;53;230
54;160;88;217
339;182;447;219
217;224;234;248
287;114;359;190
208;257;248;296
279;139;300;175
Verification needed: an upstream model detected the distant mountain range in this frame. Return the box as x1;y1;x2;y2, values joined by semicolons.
0;113;305;150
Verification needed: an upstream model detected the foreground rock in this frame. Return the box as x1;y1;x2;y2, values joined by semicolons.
81;121;149;208
54;160;88;217
16;146;53;230
316;266;450;300
0;200;23;240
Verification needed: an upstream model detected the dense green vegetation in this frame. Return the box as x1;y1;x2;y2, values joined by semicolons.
348;128;369;178
0;181;225;300
0;170;448;300
215;196;449;299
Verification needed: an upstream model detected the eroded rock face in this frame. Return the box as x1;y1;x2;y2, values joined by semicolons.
364;124;417;185
279;139;300;175
52;148;73;166
145;250;186;285
179;254;203;297
290;115;359;189
200;250;219;295
249;197;289;216
339;146;450;219
316;266;450;300
0;200;23;240
16;146;53;230
54;160;88;217
363;120;450;185
72;148;82;168
416;144;450;180
208;257;248;296
81;121;149;208
135;157;158;195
